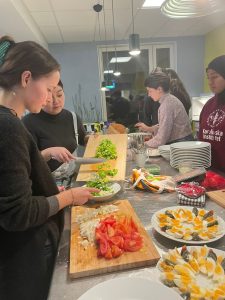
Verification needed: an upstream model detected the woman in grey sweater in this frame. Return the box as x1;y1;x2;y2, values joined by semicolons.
143;72;193;148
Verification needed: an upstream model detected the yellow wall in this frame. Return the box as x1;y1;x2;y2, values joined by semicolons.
204;23;225;92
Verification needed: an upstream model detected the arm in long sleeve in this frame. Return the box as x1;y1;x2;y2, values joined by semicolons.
145;101;175;148
0;117;52;231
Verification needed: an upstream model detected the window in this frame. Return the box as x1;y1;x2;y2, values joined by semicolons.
98;42;176;120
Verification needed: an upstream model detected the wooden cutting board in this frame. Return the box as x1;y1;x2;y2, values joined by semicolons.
69;200;160;279
76;134;127;181
207;189;225;208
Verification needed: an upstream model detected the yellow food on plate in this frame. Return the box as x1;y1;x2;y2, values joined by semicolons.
156;207;221;242
158;245;225;300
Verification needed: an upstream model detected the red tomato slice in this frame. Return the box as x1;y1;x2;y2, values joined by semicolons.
111;245;123;258
123;238;142;252
102;216;116;226
104;246;113;259
107;225;115;238
99;239;108;256
110;235;124;249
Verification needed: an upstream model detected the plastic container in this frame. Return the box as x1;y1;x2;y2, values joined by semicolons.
146;164;160;175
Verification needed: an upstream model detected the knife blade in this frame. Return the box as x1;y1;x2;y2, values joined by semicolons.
75;157;106;164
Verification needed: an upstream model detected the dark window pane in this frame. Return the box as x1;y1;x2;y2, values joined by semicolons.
156;48;170;68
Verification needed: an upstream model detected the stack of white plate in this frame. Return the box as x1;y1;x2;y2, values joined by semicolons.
170;141;211;169
158;144;170;161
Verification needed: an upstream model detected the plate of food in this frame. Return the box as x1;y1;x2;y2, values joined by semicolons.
84;182;121;201
78;277;183;300
157;245;225;300
151;206;225;244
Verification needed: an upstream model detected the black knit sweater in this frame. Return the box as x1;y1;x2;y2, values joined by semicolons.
22;109;86;171
0;106;64;300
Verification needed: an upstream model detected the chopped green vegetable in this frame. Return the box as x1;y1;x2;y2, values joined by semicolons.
95;139;117;159
86;163;118;196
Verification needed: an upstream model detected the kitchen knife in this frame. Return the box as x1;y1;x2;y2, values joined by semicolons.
75;157;106;164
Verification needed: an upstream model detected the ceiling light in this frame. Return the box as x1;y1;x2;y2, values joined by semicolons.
129;0;141;56
110;57;131;63
129;34;141;56
104;70;114;74
113;71;121;76
142;0;165;8
161;0;225;18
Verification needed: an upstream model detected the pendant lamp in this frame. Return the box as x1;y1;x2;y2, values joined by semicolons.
129;0;141;56
111;0;121;76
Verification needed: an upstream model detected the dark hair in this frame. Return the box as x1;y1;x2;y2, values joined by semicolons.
207;55;225;79
111;89;122;98
0;36;60;90
144;72;170;92
151;67;191;114
58;80;64;89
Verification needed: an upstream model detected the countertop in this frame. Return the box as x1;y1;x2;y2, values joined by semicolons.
48;157;225;300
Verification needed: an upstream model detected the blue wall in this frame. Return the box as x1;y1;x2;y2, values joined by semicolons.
49;35;205;122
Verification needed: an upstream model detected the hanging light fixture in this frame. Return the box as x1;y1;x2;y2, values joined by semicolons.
111;0;121;77
161;0;225;19
129;0;141;56
93;3;109;91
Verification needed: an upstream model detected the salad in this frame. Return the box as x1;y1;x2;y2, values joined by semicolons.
86;163;118;196
95;139;117;160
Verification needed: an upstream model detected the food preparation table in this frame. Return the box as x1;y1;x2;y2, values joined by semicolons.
48;157;225;300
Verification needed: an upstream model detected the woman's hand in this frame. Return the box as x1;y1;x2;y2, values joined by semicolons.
56;187;100;209
135;122;152;132
70;187;99;205
41;147;75;162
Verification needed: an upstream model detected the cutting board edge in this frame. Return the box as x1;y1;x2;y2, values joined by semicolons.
69;256;160;279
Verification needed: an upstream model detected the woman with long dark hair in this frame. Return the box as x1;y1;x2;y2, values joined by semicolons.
0;36;98;300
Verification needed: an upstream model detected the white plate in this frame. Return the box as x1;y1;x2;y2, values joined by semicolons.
85;182;121;202
78;277;183;300
157;246;225;298
170;141;211;150
151;206;225;244
158;145;171;151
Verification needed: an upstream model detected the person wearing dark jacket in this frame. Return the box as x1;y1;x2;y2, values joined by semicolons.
143;95;160;126
199;55;225;172
23;80;86;172
110;90;130;126
0;36;97;300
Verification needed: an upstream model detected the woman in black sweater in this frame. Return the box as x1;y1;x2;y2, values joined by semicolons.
23;80;86;172
0;36;98;300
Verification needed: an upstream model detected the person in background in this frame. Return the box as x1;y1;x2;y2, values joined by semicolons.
160;67;191;115
23;80;86;172
0;36;98;300
199;55;225;172
142;72;193;148
110;89;130;126
143;95;160;126
136;67;191;132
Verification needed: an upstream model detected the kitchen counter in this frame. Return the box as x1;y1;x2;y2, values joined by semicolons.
48;157;225;300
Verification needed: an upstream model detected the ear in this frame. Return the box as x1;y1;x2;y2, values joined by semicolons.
21;71;32;88
157;86;163;93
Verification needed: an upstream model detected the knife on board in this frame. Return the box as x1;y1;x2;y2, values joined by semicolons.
75;157;107;164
